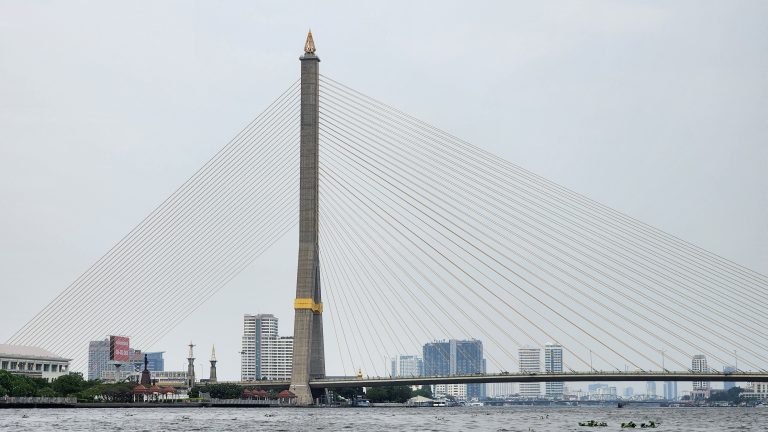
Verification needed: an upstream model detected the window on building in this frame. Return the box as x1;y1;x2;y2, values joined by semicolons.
1;361;7;370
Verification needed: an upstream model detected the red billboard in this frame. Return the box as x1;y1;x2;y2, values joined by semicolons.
109;336;130;362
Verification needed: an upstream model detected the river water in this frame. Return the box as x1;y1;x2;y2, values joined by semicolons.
0;406;765;431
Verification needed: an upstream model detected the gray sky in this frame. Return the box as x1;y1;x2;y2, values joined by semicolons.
1;1;766;390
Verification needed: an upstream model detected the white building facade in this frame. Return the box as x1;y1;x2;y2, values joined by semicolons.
519;346;541;398
434;383;467;400
241;314;293;381
691;354;709;390
390;355;423;377
0;344;70;381
544;343;564;398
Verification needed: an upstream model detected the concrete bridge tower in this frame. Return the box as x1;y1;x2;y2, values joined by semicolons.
290;30;325;406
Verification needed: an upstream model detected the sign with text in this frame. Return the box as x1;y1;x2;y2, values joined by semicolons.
109;336;130;362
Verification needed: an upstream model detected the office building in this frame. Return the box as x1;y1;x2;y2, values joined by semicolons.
518;346;541;398
390;355;423;377
486;382;516;399
646;381;657;398
723;365;736;391
663;381;677;401
434;383;467;400
422;339;485;399
0;344;70;381
88;336;143;381
145;352;164;371
544;343;564;398
692;354;709;390
623;386;634;398
242;314;294;381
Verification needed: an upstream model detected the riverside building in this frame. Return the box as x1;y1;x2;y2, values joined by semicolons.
692;354;709;390
519;346;541;398
241;314;293;381
423;339;485;400
544;343;564;398
390;355;423;377
0;344;70;381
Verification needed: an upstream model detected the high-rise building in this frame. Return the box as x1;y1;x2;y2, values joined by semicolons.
486;382;516;399
434;384;467;400
723;365;736;391
544;343;563;398
646;381;657;398
663;381;677;400
692;354;709;390
623;386;634;398
145;352;164;371
242;314;294;381
390;355;423;377
422;339;485;399
518;346;541;398
87;336;142;381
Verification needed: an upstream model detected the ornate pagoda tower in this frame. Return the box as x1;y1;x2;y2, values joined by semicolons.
186;341;196;388
209;345;218;383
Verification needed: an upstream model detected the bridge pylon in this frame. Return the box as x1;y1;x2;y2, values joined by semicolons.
290;30;326;406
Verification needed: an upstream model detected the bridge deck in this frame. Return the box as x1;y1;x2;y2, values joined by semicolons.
230;371;768;389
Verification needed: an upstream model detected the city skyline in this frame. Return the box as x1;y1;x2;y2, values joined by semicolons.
0;2;766;391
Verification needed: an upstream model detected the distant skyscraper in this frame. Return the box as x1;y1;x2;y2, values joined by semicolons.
723;366;736;391
663;381;677;400
623;386;634;398
390;355;423;377
241;314;293;381
518;346;541;398
422;339;485;399
646;381;657;398
145;352;164;372
87;336;142;380
692;355;709;390
544;343;563;398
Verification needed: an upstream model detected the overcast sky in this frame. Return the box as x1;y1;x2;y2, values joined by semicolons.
1;1;766;390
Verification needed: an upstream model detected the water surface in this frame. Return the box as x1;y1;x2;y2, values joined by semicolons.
0;406;764;431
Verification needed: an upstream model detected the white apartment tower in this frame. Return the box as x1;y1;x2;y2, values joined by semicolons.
544;343;564;398
241;314;293;381
519;346;541;398
691;354;709;390
390;355;423;377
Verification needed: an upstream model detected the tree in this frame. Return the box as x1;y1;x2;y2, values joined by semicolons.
0;384;8;397
413;386;432;398
335;387;364;400
37;387;57;397
365;386;413;403
708;387;744;403
10;380;36;397
0;371;14;391
53;374;87;396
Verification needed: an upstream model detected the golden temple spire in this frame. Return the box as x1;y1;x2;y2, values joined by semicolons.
304;29;316;54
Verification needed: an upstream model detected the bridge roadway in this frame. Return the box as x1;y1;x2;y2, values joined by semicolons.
230;371;768;389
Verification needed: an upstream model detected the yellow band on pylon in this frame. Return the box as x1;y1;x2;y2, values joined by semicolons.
294;298;323;313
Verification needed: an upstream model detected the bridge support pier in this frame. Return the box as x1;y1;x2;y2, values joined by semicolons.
290;31;325;406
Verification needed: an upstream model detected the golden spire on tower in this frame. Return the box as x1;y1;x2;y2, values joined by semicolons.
304;29;316;54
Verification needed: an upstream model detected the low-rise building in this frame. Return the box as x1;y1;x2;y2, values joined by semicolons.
0;344;70;381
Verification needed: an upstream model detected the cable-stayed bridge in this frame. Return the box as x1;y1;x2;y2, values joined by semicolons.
6;33;768;405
